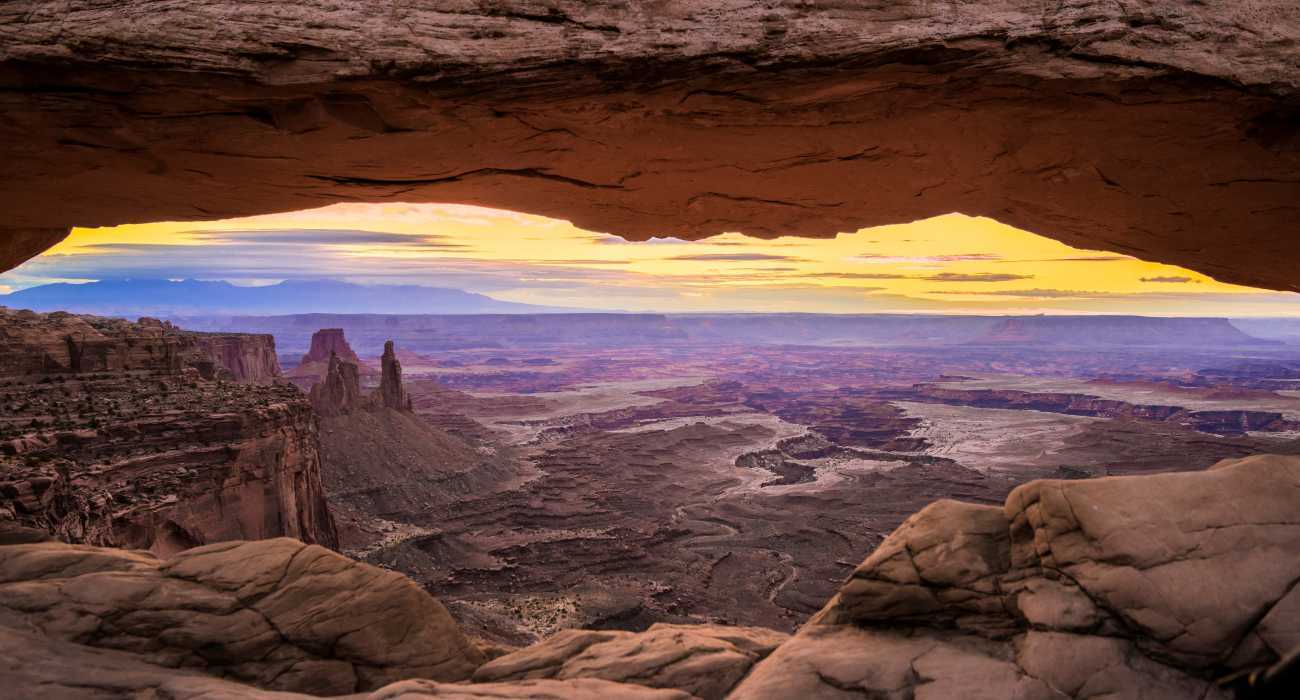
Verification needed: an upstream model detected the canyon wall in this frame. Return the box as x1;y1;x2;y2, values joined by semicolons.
907;384;1298;435
0;2;1296;290
0;309;280;382
192;332;281;383
0;308;336;554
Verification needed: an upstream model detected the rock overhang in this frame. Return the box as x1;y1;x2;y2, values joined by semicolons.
0;1;1297;290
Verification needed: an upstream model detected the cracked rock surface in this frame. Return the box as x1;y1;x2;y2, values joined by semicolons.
1;2;1298;290
0;454;1297;698
0;537;486;695
0;622;696;699
731;453;1300;699
473;624;787;699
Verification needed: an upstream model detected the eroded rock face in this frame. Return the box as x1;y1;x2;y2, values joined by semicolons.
0;618;693;700
473;624;788;700
0;308;279;381
0;308;336;553
291;328;376;386
0;3;1297;289
310;352;365;417
0;538;486;695
733;454;1300;699
380;340;413;411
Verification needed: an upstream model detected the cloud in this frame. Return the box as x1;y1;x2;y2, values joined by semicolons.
932;288;1112;299
666;253;801;262
1006;255;1130;263
186;228;468;248
527;259;629;266
924;272;1034;283
800;272;910;280
853;253;1002;264
1140;276;1196;283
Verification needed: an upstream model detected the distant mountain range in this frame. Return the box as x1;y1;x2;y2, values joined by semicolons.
0;279;582;316
174;311;1278;358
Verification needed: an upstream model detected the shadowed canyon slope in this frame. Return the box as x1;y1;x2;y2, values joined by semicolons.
1;1;1299;289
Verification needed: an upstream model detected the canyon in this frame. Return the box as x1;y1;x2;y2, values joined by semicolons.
1;309;1297;698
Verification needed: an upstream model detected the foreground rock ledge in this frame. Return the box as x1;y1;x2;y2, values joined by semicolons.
732;453;1300;699
1;2;1299;289
0;538;485;695
2;453;1297;698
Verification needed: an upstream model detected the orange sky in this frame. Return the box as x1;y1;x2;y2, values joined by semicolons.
4;203;1298;315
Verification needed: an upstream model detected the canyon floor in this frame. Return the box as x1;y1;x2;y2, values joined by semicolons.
318;337;1300;645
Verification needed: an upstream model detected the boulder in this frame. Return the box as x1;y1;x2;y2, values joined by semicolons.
0;538;486;695
474;624;787;699
735;454;1300;699
0;623;695;700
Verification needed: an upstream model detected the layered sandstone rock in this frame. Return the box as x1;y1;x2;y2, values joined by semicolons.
731;454;1300;699
0;307;280;381
0;620;693;700
1;455;1297;699
379;340;413;411
291;328;377;386
474;624;787;700
192;331;282;383
310;351;365;417
0;308;336;553
305;336;412;416
0;537;485;694
0;2;1297;291
908;384;1298;435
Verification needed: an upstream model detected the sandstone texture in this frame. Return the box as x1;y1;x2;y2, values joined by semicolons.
0;619;693;700
731;453;1300;699
292;328;377;386
0;537;486;695
0;308;337;553
473;624;787;700
0;454;1296;698
0;308;279;382
379;340;413;412
311;352;366;417
0;2;1297;290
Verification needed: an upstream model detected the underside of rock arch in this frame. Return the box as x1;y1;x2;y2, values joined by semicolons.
1;1;1298;291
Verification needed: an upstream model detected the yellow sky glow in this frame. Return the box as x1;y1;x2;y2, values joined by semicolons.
29;203;1295;315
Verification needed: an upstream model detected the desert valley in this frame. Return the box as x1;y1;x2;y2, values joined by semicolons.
4;304;1299;698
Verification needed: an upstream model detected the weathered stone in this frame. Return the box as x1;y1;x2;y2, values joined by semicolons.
372;678;697;700
0;3;1297;291
0;622;692;700
474;624;787;699
378;340;412;412
290;328;376;386
310;352;365;417
0;308;336;553
1005;453;1300;668
747;454;1300;699
0;538;486;695
814;499;1013;636
0;307;278;381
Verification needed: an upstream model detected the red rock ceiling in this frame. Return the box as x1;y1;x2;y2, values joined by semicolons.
0;2;1296;289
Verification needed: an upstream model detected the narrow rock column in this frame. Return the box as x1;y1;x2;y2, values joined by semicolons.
378;340;412;411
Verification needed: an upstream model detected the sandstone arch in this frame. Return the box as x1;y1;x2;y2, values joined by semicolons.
0;1;1297;289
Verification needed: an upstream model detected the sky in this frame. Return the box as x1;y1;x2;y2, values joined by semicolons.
3;203;1299;315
